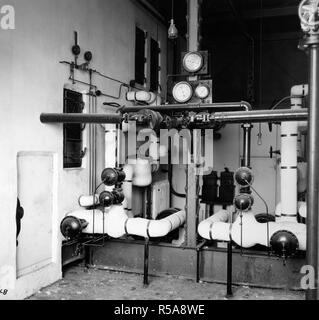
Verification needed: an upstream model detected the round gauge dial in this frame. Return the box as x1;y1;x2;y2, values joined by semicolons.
195;83;210;100
183;52;204;73
172;82;193;103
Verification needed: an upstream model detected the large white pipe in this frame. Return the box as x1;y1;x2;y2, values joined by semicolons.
65;206;186;239
197;210;229;241
123;164;134;216
198;211;306;250
280;121;298;222
277;84;309;222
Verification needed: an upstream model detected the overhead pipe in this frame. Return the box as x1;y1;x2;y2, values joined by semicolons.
122;101;252;113
210;109;308;124
40;113;122;124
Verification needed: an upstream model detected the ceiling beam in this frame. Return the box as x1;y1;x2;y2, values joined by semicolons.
203;5;299;24
243;5;298;19
131;0;166;25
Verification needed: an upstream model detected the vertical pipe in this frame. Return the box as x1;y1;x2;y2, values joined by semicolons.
306;44;319;301
196;248;201;283
240;125;252;198
226;242;233;297
242;124;252;167
143;238;150;286
280;121;298;222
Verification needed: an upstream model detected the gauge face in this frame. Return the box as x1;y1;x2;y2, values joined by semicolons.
183;52;203;73
195;83;210;99
172;82;193;103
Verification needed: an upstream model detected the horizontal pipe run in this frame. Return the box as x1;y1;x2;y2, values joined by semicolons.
210;109;308;124
40;113;122;124
122;101;252;113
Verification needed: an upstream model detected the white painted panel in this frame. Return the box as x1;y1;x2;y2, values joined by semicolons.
240;123;279;158
249;157;278;215
151;180;170;219
16;152;56;278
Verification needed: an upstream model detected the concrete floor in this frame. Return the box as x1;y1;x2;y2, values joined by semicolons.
28;265;305;300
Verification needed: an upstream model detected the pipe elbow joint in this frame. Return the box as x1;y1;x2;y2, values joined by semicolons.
240;101;252;111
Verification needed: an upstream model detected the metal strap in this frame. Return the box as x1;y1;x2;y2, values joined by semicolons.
146;220;152;238
124;218;129;235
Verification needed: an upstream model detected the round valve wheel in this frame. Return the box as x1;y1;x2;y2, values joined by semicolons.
299;0;319;33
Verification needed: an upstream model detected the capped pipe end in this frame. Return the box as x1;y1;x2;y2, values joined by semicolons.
60;216;88;239
270;230;299;259
235;167;254;187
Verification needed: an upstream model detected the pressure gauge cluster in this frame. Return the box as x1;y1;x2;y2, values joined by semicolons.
183;52;204;73
172;81;193;103
172;80;212;104
181;50;209;76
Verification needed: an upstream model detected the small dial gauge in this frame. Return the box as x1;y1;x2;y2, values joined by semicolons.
172;81;193;103
195;83;210;100
183;52;203;73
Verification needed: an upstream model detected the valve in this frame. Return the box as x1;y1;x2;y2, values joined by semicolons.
234;193;254;212
234;167;254;187
269;146;281;158
101;168;126;186
299;0;319;34
99;189;125;207
270;230;299;264
60;216;88;239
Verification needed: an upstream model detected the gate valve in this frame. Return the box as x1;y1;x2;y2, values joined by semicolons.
299;0;319;34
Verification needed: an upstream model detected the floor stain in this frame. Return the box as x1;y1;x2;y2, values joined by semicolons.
28;265;305;300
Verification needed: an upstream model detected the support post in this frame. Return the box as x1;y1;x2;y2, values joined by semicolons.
298;0;319;300
300;36;319;300
143;238;150;287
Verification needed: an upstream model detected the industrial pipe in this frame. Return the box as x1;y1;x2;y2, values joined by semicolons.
280;121;298;222
210;109;308;124
40;113;122;124
122;101;252;113
198;211;306;251
62;206;186;239
305;42;319;300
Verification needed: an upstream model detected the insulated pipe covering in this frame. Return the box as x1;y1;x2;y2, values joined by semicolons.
123;164;134;215
198;211;306;250
197;210;229;241
63;207;186;239
78;195;99;207
280;121;298;222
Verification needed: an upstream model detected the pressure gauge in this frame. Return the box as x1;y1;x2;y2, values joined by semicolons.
183;52;204;73
172;81;193;103
195;83;210;100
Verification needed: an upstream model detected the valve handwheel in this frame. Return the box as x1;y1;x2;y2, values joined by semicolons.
299;0;319;33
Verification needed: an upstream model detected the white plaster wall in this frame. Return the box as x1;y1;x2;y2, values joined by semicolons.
0;0;167;299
